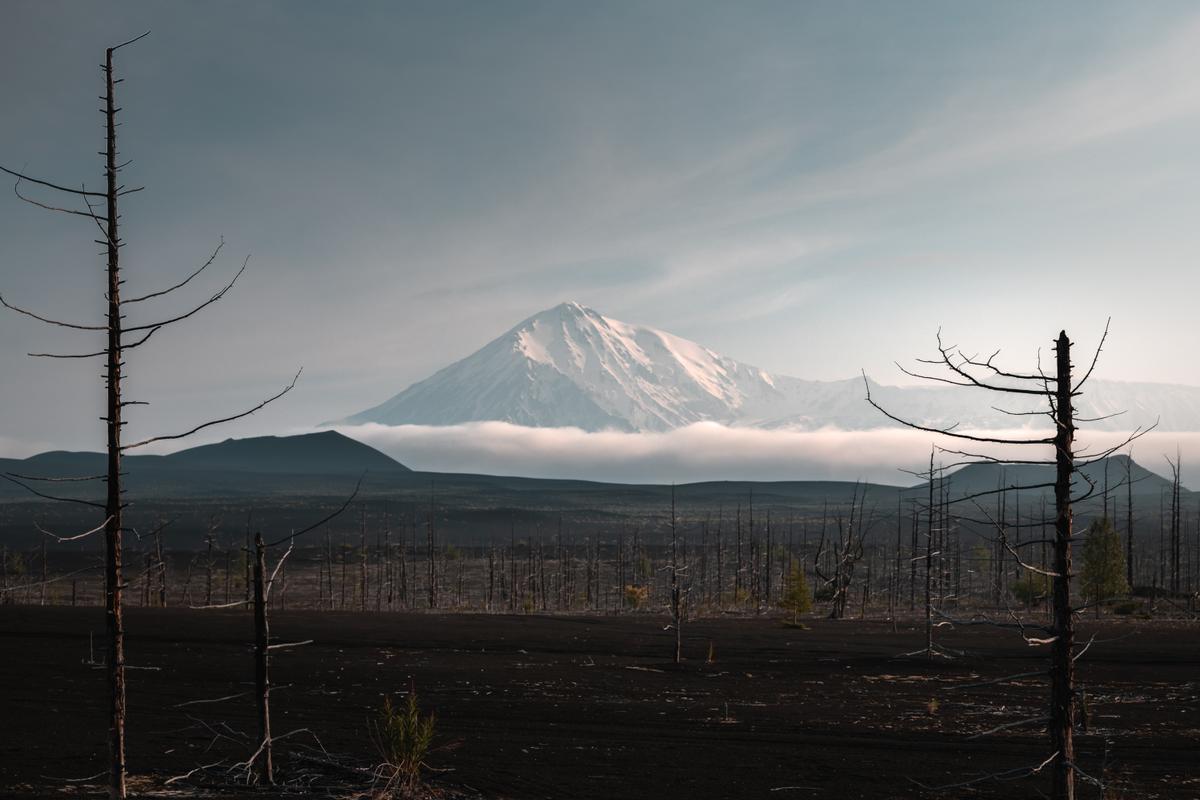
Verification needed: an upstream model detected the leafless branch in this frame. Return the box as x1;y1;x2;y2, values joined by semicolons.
1071;317;1110;394
123;238;224;304
0;294;105;330
28;323;162;359
968;715;1049;740
0;164;105;197
121;256;248;333
35;516;113;543
971;499;1061;578
944;670;1046;691
189;599;250;610
0;561;102;595
121;369;300;450
173;692;250;709
163;761;225;787
12;177;97;218
909;751;1058;792
0;473;105;508
864;373;1054;445
266;475;363;547
110;31;151;51
6;472;106;483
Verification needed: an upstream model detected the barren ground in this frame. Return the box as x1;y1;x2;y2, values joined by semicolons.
1;608;1196;798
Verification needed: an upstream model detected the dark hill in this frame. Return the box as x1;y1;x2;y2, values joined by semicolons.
161;431;408;475
936;454;1176;499
0;431;408;501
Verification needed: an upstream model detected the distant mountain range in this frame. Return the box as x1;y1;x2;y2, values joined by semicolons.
0;432;1178;550
341;302;1199;433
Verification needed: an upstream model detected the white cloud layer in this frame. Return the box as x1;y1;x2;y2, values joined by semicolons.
329;422;1196;488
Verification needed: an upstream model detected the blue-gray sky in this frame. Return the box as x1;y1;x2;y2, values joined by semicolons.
3;1;1200;456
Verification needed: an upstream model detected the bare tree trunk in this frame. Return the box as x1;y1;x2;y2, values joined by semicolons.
244;516;252;607
1050;331;1076;800
715;510;723;611
375;520;383;611
428;505;436;609
252;533;273;783
339;533;347;610
765;511;772;609
103;45;127;798
670;486;681;664
279;542;288;612
155;526;167;608
205;522;215;607
734;503;743;604
909;502;917;611
325;530;334;610
925;450;934;659
360;510;368;612
384;508;393;610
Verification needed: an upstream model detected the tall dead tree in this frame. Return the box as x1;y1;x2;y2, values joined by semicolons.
668;485;682;663
813;485;869;619
1125;455;1134;590
1166;452;1182;595
0;35;298;799
252;533;272;783
246;488;359;784
866;323;1149;800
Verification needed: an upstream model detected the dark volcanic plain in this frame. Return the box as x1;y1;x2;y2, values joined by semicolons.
1;609;1195;799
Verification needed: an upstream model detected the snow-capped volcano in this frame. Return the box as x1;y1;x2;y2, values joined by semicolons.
341;302;1200;432
344;301;784;431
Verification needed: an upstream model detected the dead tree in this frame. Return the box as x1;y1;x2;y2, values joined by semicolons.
813;485;870;619
1125;454;1134;591
1166;452;1182;595
252;533;272;783
245;486;359;785
155;522;167;607
715;507;724;609
668;486;682;663
360;509;369;612
866;323;1149;800
244;514;253;607
0;35;298;799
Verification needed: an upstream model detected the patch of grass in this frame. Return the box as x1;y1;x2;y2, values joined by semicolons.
1112;599;1142;616
624;584;649;610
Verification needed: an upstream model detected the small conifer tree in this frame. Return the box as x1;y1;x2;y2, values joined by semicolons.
781;562;813;624
1080;517;1128;614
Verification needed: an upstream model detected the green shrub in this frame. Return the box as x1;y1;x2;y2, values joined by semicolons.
1011;574;1049;605
1081;517;1129;607
371;688;436;795
781;563;812;623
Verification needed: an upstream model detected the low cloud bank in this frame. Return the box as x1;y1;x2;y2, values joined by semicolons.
328;421;1198;487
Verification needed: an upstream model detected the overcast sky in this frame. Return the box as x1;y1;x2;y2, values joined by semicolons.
3;2;1200;458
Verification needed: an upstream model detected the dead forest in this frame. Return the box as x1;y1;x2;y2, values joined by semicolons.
1;32;1197;800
